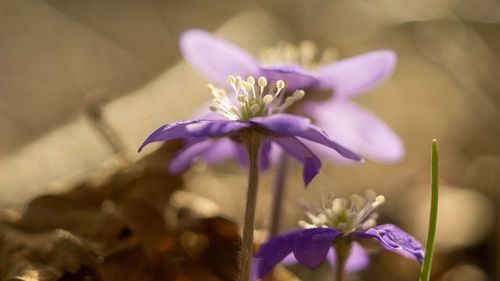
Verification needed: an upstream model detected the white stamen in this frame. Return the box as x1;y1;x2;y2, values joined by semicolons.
276;80;285;90
299;191;385;233
263;95;273;105
298;220;316;229
361;218;377;229
207;75;306;121
372;195;386;208
250;104;260;114
258;76;268;93
293;90;305;100
332;198;346;213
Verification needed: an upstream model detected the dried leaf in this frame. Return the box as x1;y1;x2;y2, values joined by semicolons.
0;142;243;281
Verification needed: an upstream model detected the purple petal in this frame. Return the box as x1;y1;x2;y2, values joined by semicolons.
315;50;397;98
326;242;370;272
250;114;361;162
304;99;404;163
281;252;298;266
138;119;249;152
260;140;272;170
235;144;249;167
271;137;321;187
292;228;341;268
278;241;369;273
180;29;260;86
169;138;235;173
234;143;248;168
254;230;303;279
260;64;319;90
358;224;424;263
250;113;312;135
295;125;363;162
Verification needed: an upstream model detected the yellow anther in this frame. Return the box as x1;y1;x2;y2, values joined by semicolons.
258;76;268;88
250;104;260;114
284;96;295;106
293;90;305;100
237;95;246;103
246;76;255;85
332;198;346;213
372;195;386;207
237;79;246;91
230;107;239;114
227;75;236;85
244;82;253;94
276;80;285;89
263;95;273;105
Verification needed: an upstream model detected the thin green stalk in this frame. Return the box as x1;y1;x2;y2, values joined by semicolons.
239;135;261;281
419;139;439;281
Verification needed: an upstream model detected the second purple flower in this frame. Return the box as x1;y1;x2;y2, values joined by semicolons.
180;29;404;163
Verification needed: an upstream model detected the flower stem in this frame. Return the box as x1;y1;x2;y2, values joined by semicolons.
239;134;261;281
419;139;439;281
269;152;289;237
334;238;352;281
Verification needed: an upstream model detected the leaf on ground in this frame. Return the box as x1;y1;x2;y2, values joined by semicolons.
0;141;241;280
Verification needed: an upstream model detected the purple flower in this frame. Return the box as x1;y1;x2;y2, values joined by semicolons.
253;191;424;279
139;76;362;186
180;29;404;163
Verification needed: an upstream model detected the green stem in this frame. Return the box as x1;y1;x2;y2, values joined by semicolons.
334;238;352;281
419;139;439;281
269;152;289;237
239;135;261;281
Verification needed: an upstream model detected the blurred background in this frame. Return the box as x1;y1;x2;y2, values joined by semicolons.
1;0;499;280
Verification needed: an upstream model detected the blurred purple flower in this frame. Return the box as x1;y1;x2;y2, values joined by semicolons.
180;29;404;163
139;76;362;186
253;192;424;279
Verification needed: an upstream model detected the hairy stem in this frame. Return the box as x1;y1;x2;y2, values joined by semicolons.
419;139;439;281
269;152;290;237
334;239;352;281
239;135;261;281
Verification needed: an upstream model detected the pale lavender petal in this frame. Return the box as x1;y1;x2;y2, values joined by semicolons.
281;252;298;266
234;143;248;168
138;120;250;152
295;125;363;162
180;29;260;86
169;138;235;173
358;224;424;263
250;113;312;135
254;230;303;279
315;50;397;98
292;228;341;268
260;140;272;170
260;64;319;90
326;242;370;272
271;137;321;186
304;99;404;163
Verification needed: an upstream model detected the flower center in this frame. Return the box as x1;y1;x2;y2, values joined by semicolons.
298;191;385;233
260;41;338;71
208;76;305;121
